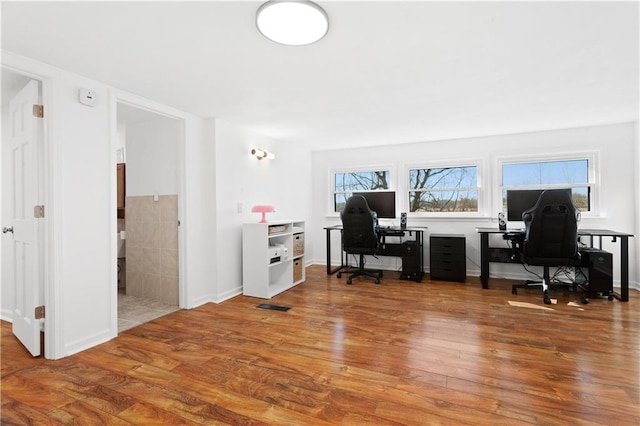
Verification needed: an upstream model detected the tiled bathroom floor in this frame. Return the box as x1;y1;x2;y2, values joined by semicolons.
118;292;179;332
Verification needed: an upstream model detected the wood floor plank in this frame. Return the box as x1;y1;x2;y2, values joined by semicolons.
46;400;133;426
2;265;639;424
1;395;63;426
116;401;203;425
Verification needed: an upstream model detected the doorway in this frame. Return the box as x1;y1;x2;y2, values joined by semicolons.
115;102;182;332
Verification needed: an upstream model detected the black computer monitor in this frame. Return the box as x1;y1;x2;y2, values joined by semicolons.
506;189;571;222
352;191;396;219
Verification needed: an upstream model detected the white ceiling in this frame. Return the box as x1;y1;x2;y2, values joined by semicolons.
2;1;638;150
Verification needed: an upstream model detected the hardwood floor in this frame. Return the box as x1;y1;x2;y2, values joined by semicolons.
2;265;639;425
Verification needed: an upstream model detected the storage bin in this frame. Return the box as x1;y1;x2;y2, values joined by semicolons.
268;225;286;235
293;233;304;256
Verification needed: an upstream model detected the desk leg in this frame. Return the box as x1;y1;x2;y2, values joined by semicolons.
620;236;629;302
480;233;489;289
606;236;629;302
326;228;332;275
326;228;347;275
419;231;425;281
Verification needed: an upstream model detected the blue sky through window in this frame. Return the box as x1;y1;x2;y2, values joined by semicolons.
502;159;590;210
503;160;588;186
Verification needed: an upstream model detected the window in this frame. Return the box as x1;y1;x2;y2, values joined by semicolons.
333;170;390;212
408;165;478;213
501;158;592;212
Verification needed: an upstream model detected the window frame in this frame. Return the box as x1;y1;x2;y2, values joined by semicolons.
496;151;599;217
404;159;485;218
329;165;395;217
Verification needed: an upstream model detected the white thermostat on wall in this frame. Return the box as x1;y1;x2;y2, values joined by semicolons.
78;88;97;107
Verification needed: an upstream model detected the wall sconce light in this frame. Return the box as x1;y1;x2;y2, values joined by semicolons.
251;148;275;160
251;205;276;223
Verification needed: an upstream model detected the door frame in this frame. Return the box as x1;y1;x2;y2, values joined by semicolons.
110;90;188;334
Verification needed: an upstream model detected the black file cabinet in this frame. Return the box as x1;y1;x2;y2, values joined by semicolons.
430;234;466;282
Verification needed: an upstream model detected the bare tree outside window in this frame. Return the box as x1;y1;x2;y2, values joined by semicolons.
409;166;478;212
334;171;390;212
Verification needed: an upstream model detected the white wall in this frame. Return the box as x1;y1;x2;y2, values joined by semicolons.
45;63;113;357
116;123;126;161
213;120;314;301
311;122;639;290
126;116;181;196
181;116;216;308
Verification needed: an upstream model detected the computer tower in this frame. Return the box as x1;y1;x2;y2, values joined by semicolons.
579;248;613;294
400;240;422;282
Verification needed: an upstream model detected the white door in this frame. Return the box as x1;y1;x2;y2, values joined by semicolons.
4;79;43;357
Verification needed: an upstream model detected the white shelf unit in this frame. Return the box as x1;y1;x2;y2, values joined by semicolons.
242;220;305;298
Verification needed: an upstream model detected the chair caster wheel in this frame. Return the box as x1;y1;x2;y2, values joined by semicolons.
581;297;589;304
337;272;342;278
346;279;352;284
544;296;551;305
375;279;380;284
608;295;614;301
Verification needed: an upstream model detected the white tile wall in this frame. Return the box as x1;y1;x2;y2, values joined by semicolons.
125;195;179;304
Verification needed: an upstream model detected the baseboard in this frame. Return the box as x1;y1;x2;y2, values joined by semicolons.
64;328;113;358
213;287;242;304
186;294;217;309
0;309;12;323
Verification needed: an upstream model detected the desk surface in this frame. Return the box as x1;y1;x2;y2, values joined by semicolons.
476;227;633;237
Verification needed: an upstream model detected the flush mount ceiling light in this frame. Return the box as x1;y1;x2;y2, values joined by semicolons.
256;1;329;46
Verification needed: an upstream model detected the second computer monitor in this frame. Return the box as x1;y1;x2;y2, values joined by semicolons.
506;188;571;222
353;191;396;219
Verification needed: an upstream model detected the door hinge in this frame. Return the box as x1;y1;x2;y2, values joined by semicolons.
33;104;44;118
35;305;45;319
34;205;45;218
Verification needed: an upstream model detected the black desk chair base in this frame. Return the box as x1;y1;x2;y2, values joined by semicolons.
337;254;382;284
512;266;589;305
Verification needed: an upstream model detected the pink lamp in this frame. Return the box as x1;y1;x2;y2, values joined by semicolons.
251;205;275;223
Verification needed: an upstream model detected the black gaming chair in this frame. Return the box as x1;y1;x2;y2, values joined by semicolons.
337;195;382;284
512;189;582;304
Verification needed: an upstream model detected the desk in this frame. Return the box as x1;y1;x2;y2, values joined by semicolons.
476;227;633;302
324;225;426;281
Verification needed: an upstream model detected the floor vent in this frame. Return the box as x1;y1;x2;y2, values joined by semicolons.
256;303;291;312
